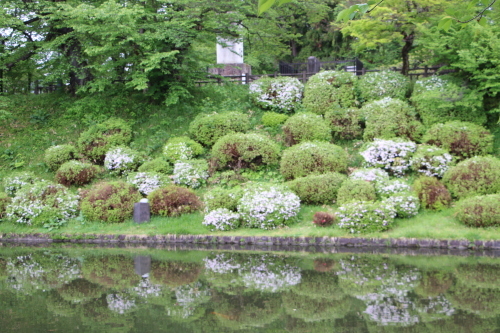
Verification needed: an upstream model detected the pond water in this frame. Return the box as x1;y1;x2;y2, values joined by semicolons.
0;245;499;332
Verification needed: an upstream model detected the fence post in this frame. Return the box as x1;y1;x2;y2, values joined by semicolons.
307;56;320;74
424;66;428;77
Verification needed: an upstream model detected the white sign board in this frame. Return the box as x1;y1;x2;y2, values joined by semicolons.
216;37;243;64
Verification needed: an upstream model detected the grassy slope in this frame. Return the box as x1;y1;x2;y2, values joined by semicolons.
1;88;500;241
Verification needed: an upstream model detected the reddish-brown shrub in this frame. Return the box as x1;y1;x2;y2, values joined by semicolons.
312;211;335;227
148;185;202;216
55;161;100;186
412;176;451;210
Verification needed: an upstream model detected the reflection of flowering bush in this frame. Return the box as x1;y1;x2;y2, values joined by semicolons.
382;193;420;218
337;201;396;233
173;159;209;188
166;282;211;318
203;253;241;274
249;76;304;113
411;145;453;178
203;208;241;231
104;146;142;175
360;139;417;177
130;278;163;299
237;185;301;229
126;172;170;195
106;293;136;314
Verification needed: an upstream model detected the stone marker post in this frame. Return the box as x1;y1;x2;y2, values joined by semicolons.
133;198;150;224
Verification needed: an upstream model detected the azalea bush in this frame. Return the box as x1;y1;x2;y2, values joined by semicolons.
286;172;347;204
203;187;243;212
172;159;209;189
162;136;204;162
336;201;396;233
44;144;77;171
359;138;417;177
411;145;454;178
324;107;363;140
55;160;100;186
189;111;250;146
312;211;335;227
455;194;500;228
357;71;410;102
375;179;412;198
126;172;170;195
148;185;202;217
237;185;301;230
382;193;420;218
282;112;331;146
249;76;304;113
3;171;40;197
138;157;172;174
0;192;10;219
104;146;143;175
261;111;289;127
336;179;377;205
412;176;452;211
202;208;241;231
349;168;390;186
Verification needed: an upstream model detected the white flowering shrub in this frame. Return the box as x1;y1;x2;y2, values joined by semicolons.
126;172;170;195
357;71;410;102
337;201;397;233
104;146;143;175
249;76;304;113
6;180;79;226
237;185;301;229
162;136;204;162
411;144;454;178
359;138;417;177
375;179;412;198
173;159;209;188
349;168;390;186
382;193;420;218
3;171;40;197
106;293;136;314
413;75;447;94
203;208;241;231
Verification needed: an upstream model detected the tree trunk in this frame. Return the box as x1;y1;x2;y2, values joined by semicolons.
401;32;414;76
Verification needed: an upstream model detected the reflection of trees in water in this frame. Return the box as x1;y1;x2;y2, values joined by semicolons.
149;261;202;287
82;255;139;289
282;291;354;322
446;280;500;318
454;263;500;290
414;271;455;298
56;278;104;304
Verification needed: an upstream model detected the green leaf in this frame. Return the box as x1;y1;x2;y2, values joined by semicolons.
258;0;276;15
478;17;487;26
438;17;453;31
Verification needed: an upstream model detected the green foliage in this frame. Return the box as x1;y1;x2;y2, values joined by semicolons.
189;112;250;147
286;172;347;204
336;179;377;205
249;76;304;113
162;136;204;163
280;141;348;180
211;133;281;171
357;71;410;102
303;71;359;115
423;121;493;160
77;118;132;164
44;145;77;171
442;156;500;199
324;107;363;141
148;185;202;217
411;76;486;126
55;160;100;186
261;111;289;127
336;200;396;233
203;187;243;212
80;181;142;223
282;112;331;146
412;176;452;211
138;157;172;174
455;194;500;228
0;192;11;220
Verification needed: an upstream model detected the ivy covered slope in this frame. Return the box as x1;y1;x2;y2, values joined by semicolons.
0;75;500;240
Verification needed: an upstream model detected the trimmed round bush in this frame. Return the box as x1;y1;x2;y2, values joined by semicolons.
203;187;243;212
211;133;281;171
189;111;250;146
126;172;170;195
104;146;143;175
349;168;390;186
261;112;289;127
324;107;363;140
423;121;493;160
55;160;100;186
280;141;348;180
336;201;396;233
138;157;172;174
2;171;40;197
77;118;132;164
359;138;417;177
80;181;142;223
411;144;454;178
455;194;500;227
357;71;410;102
412;176;452;210
237;185;301;230
148;185;202;217
442;156;500;199
286;172;347;204
6;180;79;225
282;112;331;146
44;144;77;171
249;76;304;113
336;179;377;205
303;70;359;115
172;159;209;189
382;193;420;218
162;136;204;162
375;179;412;198
0;192;11;219
411;75;486;126
203;208;241;231
312;212;335;227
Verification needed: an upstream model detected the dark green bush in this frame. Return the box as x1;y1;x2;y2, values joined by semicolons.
188;111;250;146
423;121;493;160
412;176;452;210
303;71;359;115
148;185;202;217
77;118;132;164
442;156;500;199
282;112;331;146
44;144;77;171
0;192;11;219
80;181;142;223
55;160;100;186
280;141;348;180
286;172;347;204
203;187;244;212
357;71;410;102
261;112;289;127
455;194;500;227
138;157;172;174
336;179;377;205
162;136;204;162
211;133;281;171
324;107;363;141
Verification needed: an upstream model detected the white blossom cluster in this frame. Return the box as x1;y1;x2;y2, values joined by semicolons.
249;77;304;113
376;179;412;198
382;194;420;218
126;172;169;195
104;146;141;175
360;139;417;177
411;145;453;178
3;172;38;196
358;71;409;100
106;293;136;314
202;208;241;231
237;186;301;229
337;201;397;233
415;295;455;319
6;255;45;291
163;142;193;161
349;168;390;186
414;75;447;93
130;277;163;298
173;159;209;188
166;282;211;319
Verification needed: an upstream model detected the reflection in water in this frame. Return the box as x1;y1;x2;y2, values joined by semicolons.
1;247;500;332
